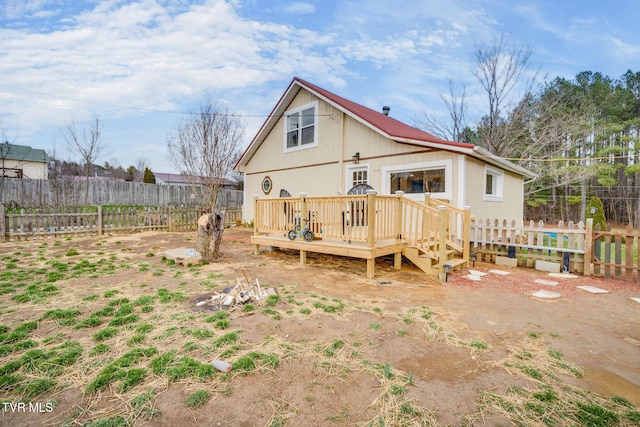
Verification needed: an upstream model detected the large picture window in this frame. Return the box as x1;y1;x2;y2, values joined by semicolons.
390;169;445;194
382;160;452;201
284;101;318;152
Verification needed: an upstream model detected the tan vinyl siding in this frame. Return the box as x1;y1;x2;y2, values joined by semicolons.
464;158;524;225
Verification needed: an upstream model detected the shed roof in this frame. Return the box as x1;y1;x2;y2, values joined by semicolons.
236;77;535;179
1;143;48;163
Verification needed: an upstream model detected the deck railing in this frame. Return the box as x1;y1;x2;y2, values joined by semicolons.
253;192;470;265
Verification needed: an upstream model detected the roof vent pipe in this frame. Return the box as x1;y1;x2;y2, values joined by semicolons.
382;106;390;116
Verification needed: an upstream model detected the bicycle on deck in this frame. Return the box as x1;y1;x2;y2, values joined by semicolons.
287;219;314;242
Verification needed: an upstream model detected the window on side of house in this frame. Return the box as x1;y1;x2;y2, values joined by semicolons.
484;167;504;201
390;168;446;194
284;101;318;152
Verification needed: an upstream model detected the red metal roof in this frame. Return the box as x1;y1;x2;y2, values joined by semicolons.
293;77;474;149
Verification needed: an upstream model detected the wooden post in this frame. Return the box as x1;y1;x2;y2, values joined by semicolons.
97;205;103;236
393;191;404;270
395;190;404;241
366;190;376;249
167;206;174;232
253;194;260;255
424;192;431;207
462;206;471;263
300;192;308;265
584;218;593;276
438;206;447;281
0;204;4;242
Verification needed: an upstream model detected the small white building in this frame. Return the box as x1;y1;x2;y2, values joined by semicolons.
1;143;48;179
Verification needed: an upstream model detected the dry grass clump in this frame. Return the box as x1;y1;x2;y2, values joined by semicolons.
480;336;640;426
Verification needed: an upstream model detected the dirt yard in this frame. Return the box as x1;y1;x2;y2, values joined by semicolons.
0;227;639;426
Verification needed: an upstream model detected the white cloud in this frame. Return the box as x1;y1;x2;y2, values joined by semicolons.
283;2;315;15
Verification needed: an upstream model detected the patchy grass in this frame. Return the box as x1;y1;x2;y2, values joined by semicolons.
0;233;636;427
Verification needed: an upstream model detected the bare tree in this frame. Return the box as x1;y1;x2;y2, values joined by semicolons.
415;79;469;142
134;157;148;182
473;36;535;157
62;116;105;205
167;100;244;211
167;100;244;261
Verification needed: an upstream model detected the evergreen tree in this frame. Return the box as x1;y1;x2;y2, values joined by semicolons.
586;197;607;230
143;167;156;184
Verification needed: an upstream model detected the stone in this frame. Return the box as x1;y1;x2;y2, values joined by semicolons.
468;270;487;276
495;256;517;267
164;247;202;266
548;273;579;279
532;290;561;299
489;269;510;275
464;274;482;281
534;279;558;286
576;285;609;294
535;260;561;273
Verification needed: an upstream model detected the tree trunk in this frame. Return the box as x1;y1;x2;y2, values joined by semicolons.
196;209;226;261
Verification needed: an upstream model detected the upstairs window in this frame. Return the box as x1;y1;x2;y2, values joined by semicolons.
284;101;318;152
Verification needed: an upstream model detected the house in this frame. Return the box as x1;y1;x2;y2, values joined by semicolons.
0;143;49;179
235;77;536;225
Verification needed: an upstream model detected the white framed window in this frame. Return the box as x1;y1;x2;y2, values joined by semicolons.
345;164;370;193
382;160;452;201
283;101;318;152
484;166;504;201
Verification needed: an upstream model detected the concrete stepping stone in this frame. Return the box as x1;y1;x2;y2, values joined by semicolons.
532;290;562;299
631;297;640;304
534;279;558;286
464;274;482;281
468;270;487;276
549;273;579;279
489;269;510;275
576;285;609;294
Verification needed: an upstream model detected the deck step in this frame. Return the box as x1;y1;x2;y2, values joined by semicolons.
419;249;454;259
434;258;467;271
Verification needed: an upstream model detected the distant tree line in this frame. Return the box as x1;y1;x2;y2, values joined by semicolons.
418;37;640;226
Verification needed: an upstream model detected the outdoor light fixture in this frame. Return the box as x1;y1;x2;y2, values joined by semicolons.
443;264;452;282
470;253;477;267
590;207;597;215
353;152;360;164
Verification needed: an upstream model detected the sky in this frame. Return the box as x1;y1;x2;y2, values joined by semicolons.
1;0;639;174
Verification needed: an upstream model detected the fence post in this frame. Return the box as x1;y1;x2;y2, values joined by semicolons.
253;194;260;255
167;206;174;232
438;206;447;281
0;204;4;242
299;192;308;266
97;205;103;236
463;206;471;263
584;218;593;276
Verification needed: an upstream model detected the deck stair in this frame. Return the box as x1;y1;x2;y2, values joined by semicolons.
403;241;467;275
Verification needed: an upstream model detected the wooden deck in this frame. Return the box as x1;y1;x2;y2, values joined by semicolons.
252;193;471;280
251;233;405;278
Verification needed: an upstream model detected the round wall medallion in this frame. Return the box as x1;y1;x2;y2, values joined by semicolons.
261;176;272;195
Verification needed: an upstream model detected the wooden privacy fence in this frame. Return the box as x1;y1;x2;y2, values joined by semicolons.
0;205;243;241
469;218;592;274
